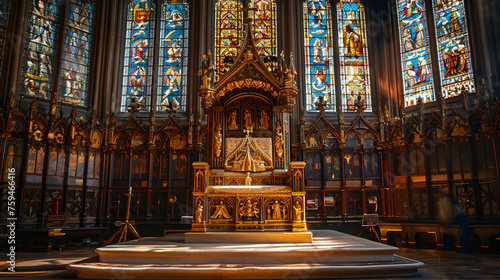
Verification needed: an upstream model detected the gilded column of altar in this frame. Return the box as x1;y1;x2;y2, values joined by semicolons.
283;113;290;169
273;107;285;169
288;162;306;231
192;162;210;231
211;106;224;169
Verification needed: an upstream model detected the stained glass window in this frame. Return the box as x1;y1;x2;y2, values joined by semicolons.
432;0;475;98
121;0;155;112
249;0;277;71
215;0;243;80
304;0;335;112
59;0;96;106
157;0;189;112
21;0;61;100
397;0;435;107
337;0;371;112
0;0;10;77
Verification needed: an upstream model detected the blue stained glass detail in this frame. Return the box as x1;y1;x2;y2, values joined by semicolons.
21;0;61;100
432;0;475;98
337;0;371;112
59;0;96;106
121;0;155;112
304;0;335;112
0;0;11;77
397;0;435;107
157;0;189;112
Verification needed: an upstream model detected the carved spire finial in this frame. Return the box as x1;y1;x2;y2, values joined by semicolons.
314;96;326;114
149;108;156;127
383;105;390;124
354;94;366;114
70;105;77;125
49;91;58;117
110;112;116;129
399;100;405;121
127;97;145;115
89;107;95;126
416;97;423;121
338;105;344;126
28;96;37;120
7;90;15;114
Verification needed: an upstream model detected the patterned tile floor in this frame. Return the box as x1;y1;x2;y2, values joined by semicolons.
1;246;499;279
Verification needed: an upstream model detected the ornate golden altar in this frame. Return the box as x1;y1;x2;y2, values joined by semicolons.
190;18;306;233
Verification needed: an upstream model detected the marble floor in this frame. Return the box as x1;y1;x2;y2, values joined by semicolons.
1;246;500;279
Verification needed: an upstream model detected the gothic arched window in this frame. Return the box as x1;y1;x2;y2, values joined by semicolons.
21;0;62;100
397;0;435;107
337;0;371;112
432;0;475;98
157;0;189;112
121;0;155;112
303;0;335;112
0;0;11;77
20;0;96;106
215;0;244;80
248;0;277;59
59;0;97;106
120;0;190;113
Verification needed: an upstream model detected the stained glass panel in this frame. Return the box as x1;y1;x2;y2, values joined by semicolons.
432;0;474;98
337;0;371;112
304;0;335;112
249;0;277;72
215;0;243;80
157;0;189;112
21;0;61;100
121;0;155;112
59;0;96;106
0;0;10;77
397;0;435;107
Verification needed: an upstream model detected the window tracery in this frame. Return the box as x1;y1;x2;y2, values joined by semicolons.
215;0;244;80
121;0;155;112
157;0;189;112
59;0;96;106
337;0;371;112
397;0;435;107
303;0;335;112
432;0;475;98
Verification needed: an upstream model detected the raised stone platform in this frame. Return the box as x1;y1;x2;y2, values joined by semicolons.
68;230;424;279
185;231;313;243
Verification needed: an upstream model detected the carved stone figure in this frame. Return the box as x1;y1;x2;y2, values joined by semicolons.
293;200;303;222
259;110;269;130
239;199;259;219
228;110;238;130
50;91;58;116
211;200;232;220
244;109;253;129
195;201;203;224
214;124;222;158
198;50;214;89
245;172;252;186
275;123;284;158
271;200;283;220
